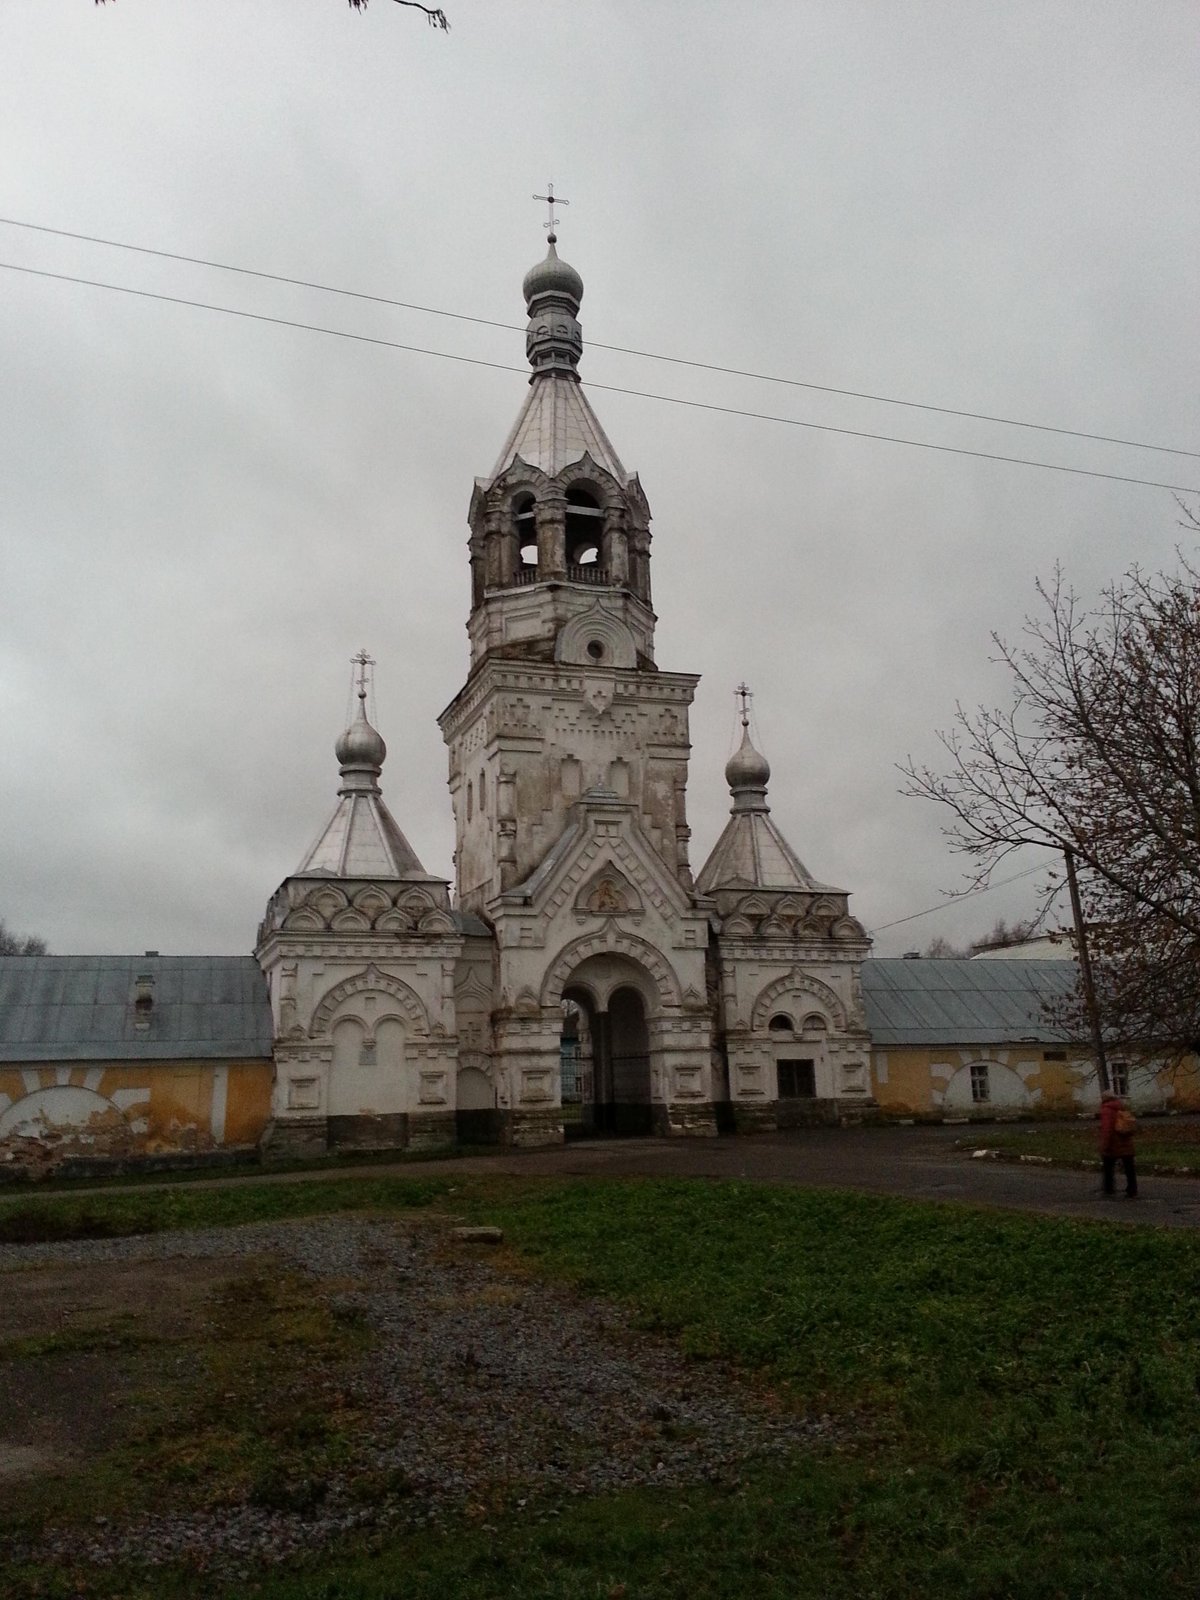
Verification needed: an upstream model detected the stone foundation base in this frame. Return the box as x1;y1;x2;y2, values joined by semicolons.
328;1112;409;1151
661;1100;719;1137
837;1099;884;1127
319;1112;457;1154
407;1112;457;1152
776;1098;841;1129
457;1108;505;1146
730;1103;778;1134
503;1109;565;1148
260;1117;328;1162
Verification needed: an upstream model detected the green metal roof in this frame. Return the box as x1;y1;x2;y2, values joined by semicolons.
861;958;1079;1046
0;955;274;1062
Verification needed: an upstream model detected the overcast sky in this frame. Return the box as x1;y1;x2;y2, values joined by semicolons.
2;1;1197;958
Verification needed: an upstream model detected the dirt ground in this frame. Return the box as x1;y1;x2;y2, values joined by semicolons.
0;1217;837;1577
0;1256;260;1483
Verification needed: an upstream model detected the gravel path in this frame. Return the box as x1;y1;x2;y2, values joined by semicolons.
4;1216;841;1577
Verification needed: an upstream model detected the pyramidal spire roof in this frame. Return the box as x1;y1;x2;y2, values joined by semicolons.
697;707;834;895
296;661;428;880
490;377;627;483
485;231;628;486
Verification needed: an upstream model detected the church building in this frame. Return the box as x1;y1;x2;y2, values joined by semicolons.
7;230;1182;1175
255;228;874;1153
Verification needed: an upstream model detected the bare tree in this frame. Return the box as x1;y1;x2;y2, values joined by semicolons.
0;919;48;956
904;539;1200;1066
95;1;450;27
919;918;1037;960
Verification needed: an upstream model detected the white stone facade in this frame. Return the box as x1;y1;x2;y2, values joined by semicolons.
257;877;463;1156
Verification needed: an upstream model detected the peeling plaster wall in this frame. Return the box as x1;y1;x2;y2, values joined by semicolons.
0;1058;272;1170
868;1046;1200;1117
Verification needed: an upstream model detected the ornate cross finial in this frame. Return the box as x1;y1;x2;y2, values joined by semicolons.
533;181;569;242
735;682;753;729
351;648;375;703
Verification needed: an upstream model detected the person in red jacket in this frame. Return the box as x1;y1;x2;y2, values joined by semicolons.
1099;1091;1138;1199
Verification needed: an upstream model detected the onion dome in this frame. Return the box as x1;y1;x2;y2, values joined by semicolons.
335;692;386;795
522;236;584;311
292;661;428;879
725;725;771;809
522;234;586;379
697;693;825;895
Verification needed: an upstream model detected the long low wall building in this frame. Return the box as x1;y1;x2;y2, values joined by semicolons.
0;955;274;1173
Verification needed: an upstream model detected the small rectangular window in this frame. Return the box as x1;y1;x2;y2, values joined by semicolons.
777;1059;816;1099
970;1063;990;1103
1042;1050;1066;1062
1110;1061;1129;1096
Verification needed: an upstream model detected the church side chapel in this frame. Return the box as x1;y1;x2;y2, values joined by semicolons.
256;210;874;1153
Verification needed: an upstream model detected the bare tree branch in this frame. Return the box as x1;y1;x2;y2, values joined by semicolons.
95;1;452;26
347;0;450;24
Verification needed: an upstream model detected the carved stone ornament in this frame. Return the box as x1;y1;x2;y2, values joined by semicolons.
583;677;615;717
575;864;642;917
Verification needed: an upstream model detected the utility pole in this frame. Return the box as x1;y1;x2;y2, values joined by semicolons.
1064;845;1110;1093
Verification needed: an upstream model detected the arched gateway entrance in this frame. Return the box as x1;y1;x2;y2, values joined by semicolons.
559;959;654;1137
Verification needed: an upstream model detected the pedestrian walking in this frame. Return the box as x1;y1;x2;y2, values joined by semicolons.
1099;1091;1138;1199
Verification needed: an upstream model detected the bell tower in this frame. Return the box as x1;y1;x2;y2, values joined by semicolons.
439;214;717;1145
439;223;699;916
463;236;655;673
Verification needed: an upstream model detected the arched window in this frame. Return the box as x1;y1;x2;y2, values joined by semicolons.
768;1013;794;1033
478;768;486;812
565;486;603;570
514;494;538;567
802;1013;828;1032
466;780;473;820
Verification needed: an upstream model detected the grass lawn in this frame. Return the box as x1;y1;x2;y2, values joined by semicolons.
0;1173;456;1243
4;1175;1200;1598
964;1119;1200;1173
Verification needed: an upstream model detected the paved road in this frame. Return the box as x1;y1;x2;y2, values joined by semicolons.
427;1123;1200;1229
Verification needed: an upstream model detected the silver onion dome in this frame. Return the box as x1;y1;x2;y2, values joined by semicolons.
522;236;584;310
725;725;771;807
335;695;386;793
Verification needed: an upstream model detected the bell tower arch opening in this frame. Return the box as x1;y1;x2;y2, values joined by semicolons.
565;485;603;574
514;493;538;572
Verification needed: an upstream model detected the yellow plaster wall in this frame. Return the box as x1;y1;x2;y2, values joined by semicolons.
0;1058;273;1159
870;1046;1200;1116
870;1046;1097;1115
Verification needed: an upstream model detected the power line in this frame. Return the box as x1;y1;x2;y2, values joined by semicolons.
5;259;1200;497
869;863;1046;935
3;214;1196;462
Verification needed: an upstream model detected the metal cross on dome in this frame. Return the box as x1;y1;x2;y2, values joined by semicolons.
735;682;753;729
351;648;376;703
533;182;570;239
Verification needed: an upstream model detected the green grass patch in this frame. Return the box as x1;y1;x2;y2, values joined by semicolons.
965;1121;1200;1173
0;1140;464;1199
7;1175;1200;1597
0;1173;455;1243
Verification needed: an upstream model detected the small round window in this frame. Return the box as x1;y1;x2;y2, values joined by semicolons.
586;639;604;661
